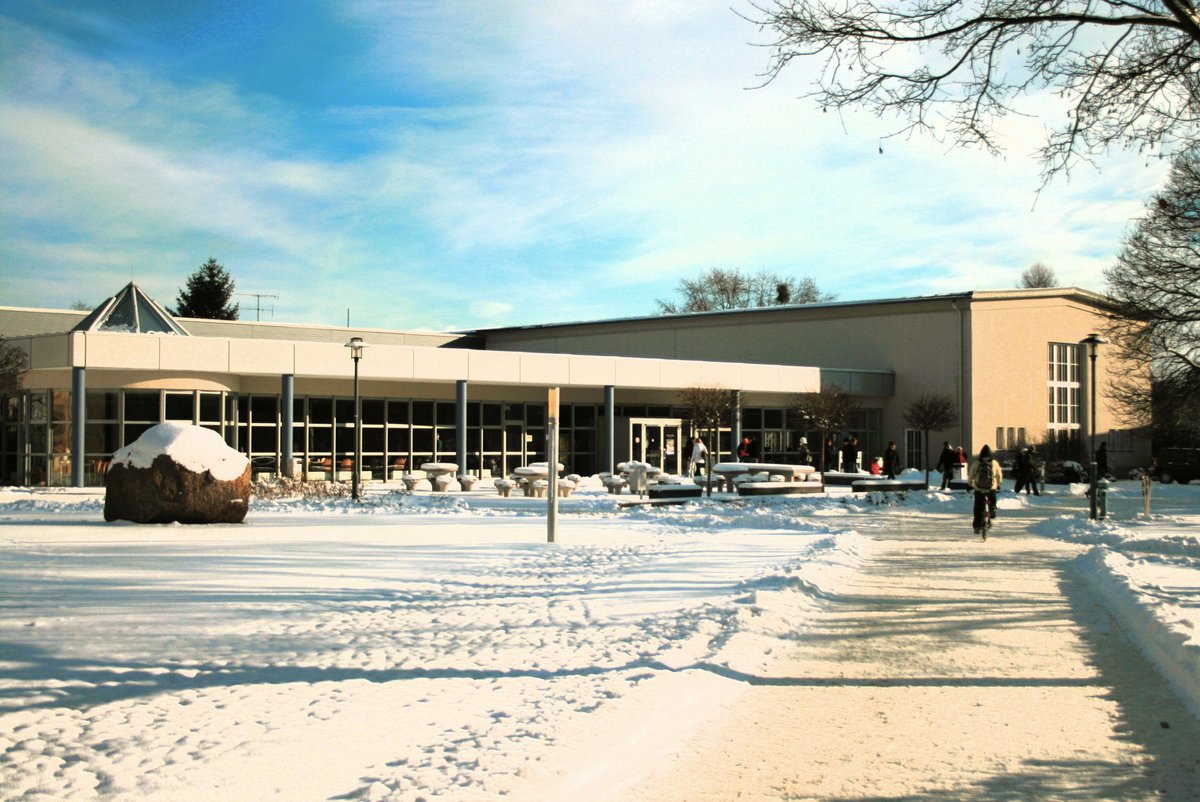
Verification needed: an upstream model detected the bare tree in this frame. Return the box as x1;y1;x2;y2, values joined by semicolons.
1019;263;1058;288
0;337;27;393
70;301;93;311
1104;152;1200;440
658;267;835;314
903;392;961;488
679;385;736;495
748;0;1200;179
791;385;854;473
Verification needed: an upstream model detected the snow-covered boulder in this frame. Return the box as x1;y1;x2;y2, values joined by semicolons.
104;423;251;524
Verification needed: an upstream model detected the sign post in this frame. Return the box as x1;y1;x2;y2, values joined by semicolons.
547;387;560;544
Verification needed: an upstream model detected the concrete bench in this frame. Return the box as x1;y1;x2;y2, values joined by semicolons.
821;471;870;486
601;475;627;494
851;479;927;493
736;481;824;497
494;478;516;497
648;484;703;501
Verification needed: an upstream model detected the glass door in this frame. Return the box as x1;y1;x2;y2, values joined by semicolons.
629;418;683;474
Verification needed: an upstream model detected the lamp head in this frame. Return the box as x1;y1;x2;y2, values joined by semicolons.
1078;333;1110;355
344;336;367;360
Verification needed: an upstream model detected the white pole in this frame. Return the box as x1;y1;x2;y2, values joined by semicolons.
547;387;560;544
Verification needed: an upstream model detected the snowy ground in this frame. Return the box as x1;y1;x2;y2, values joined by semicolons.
1;477;1197;801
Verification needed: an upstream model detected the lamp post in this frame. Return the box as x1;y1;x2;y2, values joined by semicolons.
1079;333;1109;519
344;337;367;501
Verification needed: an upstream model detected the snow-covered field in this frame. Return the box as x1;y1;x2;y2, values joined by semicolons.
1;477;1197;801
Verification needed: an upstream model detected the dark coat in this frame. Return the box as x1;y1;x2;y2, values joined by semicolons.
883;447;901;479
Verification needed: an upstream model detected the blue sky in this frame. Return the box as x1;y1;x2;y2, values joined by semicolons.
0;1;1173;331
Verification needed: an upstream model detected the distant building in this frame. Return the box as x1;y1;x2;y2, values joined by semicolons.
480;287;1144;473
0;284;1144;487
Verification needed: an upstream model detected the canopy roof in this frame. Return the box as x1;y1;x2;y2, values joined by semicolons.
71;283;189;335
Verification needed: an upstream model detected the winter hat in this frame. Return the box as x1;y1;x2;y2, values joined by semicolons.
799;437;808;445
980;445;992;459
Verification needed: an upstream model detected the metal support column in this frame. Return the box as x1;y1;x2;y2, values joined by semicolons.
71;367;85;487
281;374;294;478
604;385;615;475
456;379;468;477
731;389;742;461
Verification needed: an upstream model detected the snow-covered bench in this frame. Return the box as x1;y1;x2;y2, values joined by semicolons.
850;479;926;493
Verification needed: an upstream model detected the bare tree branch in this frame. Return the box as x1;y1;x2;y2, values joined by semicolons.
747;0;1200;179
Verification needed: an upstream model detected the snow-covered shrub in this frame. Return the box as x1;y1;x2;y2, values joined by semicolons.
252;476;352;500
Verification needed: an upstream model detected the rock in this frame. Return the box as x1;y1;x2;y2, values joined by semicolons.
104;424;251;524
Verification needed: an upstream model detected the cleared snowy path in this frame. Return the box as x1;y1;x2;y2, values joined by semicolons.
628;512;1200;801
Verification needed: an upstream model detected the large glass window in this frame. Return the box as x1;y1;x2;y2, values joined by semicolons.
1048;342;1081;430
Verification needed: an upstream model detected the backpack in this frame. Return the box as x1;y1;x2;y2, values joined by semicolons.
976;459;994;490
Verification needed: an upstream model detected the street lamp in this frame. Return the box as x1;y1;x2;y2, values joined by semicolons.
344;337;367;501
1079;332;1109;519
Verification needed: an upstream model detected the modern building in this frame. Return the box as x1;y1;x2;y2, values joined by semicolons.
0;284;820;487
481;287;1145;472
0;284;1145;487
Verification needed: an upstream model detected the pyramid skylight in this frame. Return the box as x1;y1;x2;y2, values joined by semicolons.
71;283;190;335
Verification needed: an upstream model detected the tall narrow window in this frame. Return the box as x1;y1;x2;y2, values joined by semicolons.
1047;343;1081;439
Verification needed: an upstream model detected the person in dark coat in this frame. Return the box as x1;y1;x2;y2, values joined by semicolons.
1013;448;1040;495
796;437;811;466
935;441;956;490
1096;442;1110;479
882;440;901;479
824;437;837;472
841;436;860;473
970;445;1003;538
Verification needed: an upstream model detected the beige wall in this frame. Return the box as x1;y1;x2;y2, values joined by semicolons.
486;297;968;458
965;295;1148;469
483;290;1150;470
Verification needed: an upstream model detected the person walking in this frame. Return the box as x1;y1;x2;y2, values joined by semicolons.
970;445;1003;539
882;440;901;479
796;436;811;466
687;436;708;477
736;436;753;462
935;441;956;490
1013;448;1040;495
824;437;837;473
1096;442;1110;479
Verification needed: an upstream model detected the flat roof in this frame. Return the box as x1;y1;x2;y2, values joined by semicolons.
470;287;1116;335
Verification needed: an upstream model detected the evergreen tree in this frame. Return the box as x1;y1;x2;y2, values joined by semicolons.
173;258;240;320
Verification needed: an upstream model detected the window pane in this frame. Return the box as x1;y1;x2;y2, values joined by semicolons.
309;397;333;423
87;391;119;420
165;392;193;421
200;393;222;422
362;399;385;425
124;391;159;422
388;401;409;424
412;401;434;426
250;396;278;420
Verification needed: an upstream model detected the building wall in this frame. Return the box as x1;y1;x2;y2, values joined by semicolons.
966;295;1149;471
483;289;1151;472
484;296;967;466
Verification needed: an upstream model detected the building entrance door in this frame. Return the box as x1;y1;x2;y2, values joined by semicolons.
629;418;683;474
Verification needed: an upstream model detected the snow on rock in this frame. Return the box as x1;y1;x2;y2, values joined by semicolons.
110;422;248;481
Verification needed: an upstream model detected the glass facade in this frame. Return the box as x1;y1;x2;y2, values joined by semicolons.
0;384;876;486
